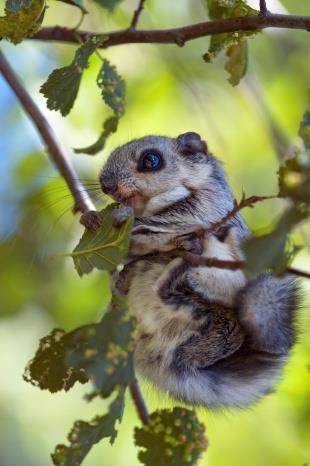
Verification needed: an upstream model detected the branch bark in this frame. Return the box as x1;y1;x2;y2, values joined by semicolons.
0;49;94;214
32;13;310;49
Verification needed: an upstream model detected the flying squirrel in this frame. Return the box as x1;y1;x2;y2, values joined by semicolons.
82;132;299;408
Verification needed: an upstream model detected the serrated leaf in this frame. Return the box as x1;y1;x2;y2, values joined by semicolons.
224;37;247;86
52;389;125;466
68;294;135;397
244;206;308;277
299;108;310;152
92;0;123;11
70;203;133;275
0;0;45;44
23;328;88;392
55;0;88;14
40;36;104;116
75;59;126;155
203;0;257;84
135;407;208;466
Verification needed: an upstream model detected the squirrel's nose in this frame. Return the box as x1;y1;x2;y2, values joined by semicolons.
99;175;117;195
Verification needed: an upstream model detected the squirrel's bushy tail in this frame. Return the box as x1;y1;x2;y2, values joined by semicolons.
185;274;300;407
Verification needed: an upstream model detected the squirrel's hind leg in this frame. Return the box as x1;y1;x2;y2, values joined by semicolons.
236;274;299;354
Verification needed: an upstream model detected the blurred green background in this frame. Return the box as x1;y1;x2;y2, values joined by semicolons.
0;0;310;465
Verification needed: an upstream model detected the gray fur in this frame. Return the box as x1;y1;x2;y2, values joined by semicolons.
99;133;299;408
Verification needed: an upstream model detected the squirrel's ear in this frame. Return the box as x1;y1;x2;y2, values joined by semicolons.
176;132;207;156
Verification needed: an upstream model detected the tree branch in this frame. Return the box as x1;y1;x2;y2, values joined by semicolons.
0;48;150;428
0;49;94;214
129;379;150;424
129;0;146;30
32;13;310;48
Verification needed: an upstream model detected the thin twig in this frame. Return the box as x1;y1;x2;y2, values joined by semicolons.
287;267;310;280
129;379;150;424
0;49;94;214
259;0;268;16
130;0;146;30
32;13;310;48
198;194;277;239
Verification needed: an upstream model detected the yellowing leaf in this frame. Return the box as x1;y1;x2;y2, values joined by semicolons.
71;203;133;276
225;37;248;86
0;0;45;44
204;0;258;85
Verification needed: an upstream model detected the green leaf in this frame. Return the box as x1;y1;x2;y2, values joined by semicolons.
134;407;208;466
55;0;88;14
224;37;248;86
40;36;104;116
278;156;310;204
52;389;125;466
0;0;45;44
70;203;133;276
299;108;310;152
23;328;88;392
68;294;135;397
91;0;124;12
74;59;126;155
203;0;257;84
244;206;308;276
74;116;119;155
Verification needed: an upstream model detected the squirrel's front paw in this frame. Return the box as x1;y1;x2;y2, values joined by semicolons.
80;210;103;232
173;233;203;254
112;206;134;227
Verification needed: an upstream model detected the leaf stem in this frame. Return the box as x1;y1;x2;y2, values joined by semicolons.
129;379;150;424
0;49;94;214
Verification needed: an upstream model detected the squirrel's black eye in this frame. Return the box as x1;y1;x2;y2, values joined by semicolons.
139;151;163;171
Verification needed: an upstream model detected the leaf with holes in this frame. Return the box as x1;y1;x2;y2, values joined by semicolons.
244;206;308;277
23;328;88;393
135;407;208;466
203;0;258;84
70;203;133;275
67;294;135;397
0;0;45;44
40;36;104;116
74;59;126;154
52;388;125;466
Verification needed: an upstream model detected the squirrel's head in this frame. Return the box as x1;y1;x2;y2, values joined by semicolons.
99;132;228;216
